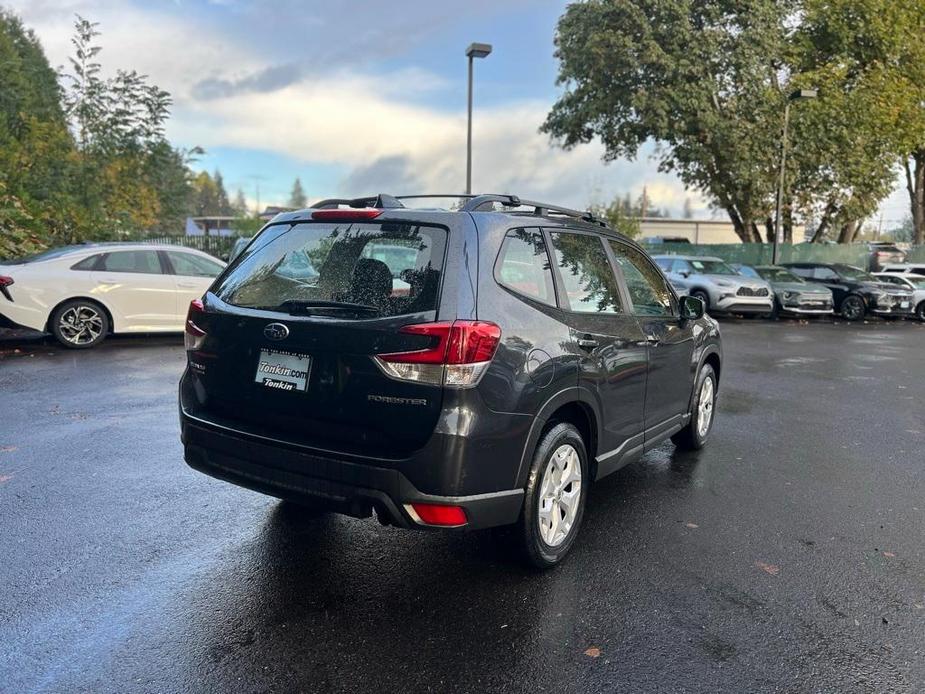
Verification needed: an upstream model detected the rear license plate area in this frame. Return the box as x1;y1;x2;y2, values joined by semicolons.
254;349;312;392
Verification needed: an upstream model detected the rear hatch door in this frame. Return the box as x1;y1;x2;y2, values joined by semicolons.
189;218;449;459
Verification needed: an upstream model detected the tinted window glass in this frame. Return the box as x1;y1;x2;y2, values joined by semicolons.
608;242;674;316
813;267;839;281
70;255;100;271
213;222;446;318
100;251;162;274
788;266;813;279
736;265;760;279
495;229;556;306
549;232;622;314
688;259;737;275
166;251;223;278
654;257;673;271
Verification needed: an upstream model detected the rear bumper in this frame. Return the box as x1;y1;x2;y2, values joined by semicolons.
181;413;524;530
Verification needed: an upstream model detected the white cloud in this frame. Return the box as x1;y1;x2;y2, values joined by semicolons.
8;0;701;214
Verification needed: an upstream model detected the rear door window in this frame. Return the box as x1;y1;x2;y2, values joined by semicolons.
213;222;446;318
495;228;556;306
548;231;623;314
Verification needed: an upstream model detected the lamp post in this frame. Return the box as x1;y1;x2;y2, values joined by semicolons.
772;88;817;264
465;42;492;195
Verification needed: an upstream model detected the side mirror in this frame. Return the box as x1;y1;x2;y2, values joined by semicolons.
679;270;691;278
680;294;705;320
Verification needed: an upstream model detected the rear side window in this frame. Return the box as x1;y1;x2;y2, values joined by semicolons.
213;222;446;318
166;251;223;278
549;232;623;314
100;251;163;274
608;241;675;316
495;229;556;306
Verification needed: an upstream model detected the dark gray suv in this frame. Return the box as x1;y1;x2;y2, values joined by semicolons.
179;194;723;567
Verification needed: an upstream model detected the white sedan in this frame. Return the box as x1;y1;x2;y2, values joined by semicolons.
0;243;225;348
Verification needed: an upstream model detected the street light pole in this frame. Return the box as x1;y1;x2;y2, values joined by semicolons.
772;88;817;265
465;42;492;195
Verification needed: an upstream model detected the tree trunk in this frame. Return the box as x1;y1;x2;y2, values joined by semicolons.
905;151;925;246
810;198;839;243
837;220;859;244
783;202;794;244
723;205;761;243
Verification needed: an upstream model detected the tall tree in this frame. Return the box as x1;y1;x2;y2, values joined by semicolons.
232;188;249;216
543;0;922;244
213;169;232;215
543;0;790;242
288;177;307;208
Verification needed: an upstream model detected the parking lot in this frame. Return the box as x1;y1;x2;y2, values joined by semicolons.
1;318;923;693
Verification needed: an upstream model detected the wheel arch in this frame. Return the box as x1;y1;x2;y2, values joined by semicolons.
46;296;116;334
515;388;600;488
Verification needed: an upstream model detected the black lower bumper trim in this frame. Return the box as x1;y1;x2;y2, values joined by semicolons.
182;418;524;530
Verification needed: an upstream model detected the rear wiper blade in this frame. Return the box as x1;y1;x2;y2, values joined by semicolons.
274;300;380;316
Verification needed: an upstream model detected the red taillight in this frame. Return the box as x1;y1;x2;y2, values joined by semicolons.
185;299;206;350
311;208;383;221
408;503;468;527
0;276;13;287
379;321;501;364
374;321;501;387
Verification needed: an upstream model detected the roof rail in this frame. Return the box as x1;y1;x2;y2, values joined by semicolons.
312;194;405;209
315;192;607;228
458;194;605;228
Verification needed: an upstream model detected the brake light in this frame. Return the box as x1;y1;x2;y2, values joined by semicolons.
311;208;383;221
373;320;501;387
0;276;13;287
185;299;206;351
407;503;468;527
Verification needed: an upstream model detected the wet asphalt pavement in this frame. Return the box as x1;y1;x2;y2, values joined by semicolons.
1;319;924;693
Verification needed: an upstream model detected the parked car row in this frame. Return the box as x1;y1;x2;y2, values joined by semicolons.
652;255;924;322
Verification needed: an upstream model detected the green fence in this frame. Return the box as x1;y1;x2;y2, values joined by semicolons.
641;243;873;267
906;246;925;263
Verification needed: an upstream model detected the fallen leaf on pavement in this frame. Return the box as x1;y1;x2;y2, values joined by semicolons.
685;522;699;529
755;561;780;576
584;647;601;658
0;474;12;483
883;552;895;558
0;446;16;453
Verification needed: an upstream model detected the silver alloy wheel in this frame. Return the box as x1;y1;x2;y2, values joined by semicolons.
697;376;715;438
537;443;582;547
58;305;104;345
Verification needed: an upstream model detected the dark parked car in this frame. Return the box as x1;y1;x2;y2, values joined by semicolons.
782;262;914;321
867;242;906;272
733;264;834;316
179;194;722;567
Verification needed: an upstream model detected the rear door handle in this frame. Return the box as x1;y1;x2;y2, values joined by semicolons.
177;282;199;289
577;335;599;349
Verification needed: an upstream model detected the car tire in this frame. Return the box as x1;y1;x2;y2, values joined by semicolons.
691;290;710;312
916;301;925;322
516;422;588;569
840;294;866;322
769;298;781;320
672;363;717;451
49;299;110;349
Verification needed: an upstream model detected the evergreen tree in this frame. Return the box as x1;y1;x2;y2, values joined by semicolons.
288;177;307;208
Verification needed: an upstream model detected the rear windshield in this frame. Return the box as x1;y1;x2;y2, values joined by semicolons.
213;222;446;318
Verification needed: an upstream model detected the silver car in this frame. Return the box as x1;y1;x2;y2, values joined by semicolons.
874;273;925;321
654;255;774;315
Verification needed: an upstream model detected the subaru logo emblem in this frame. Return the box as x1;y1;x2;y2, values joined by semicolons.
263;323;289;341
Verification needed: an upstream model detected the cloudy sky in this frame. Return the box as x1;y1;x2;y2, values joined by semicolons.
6;0;910;227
